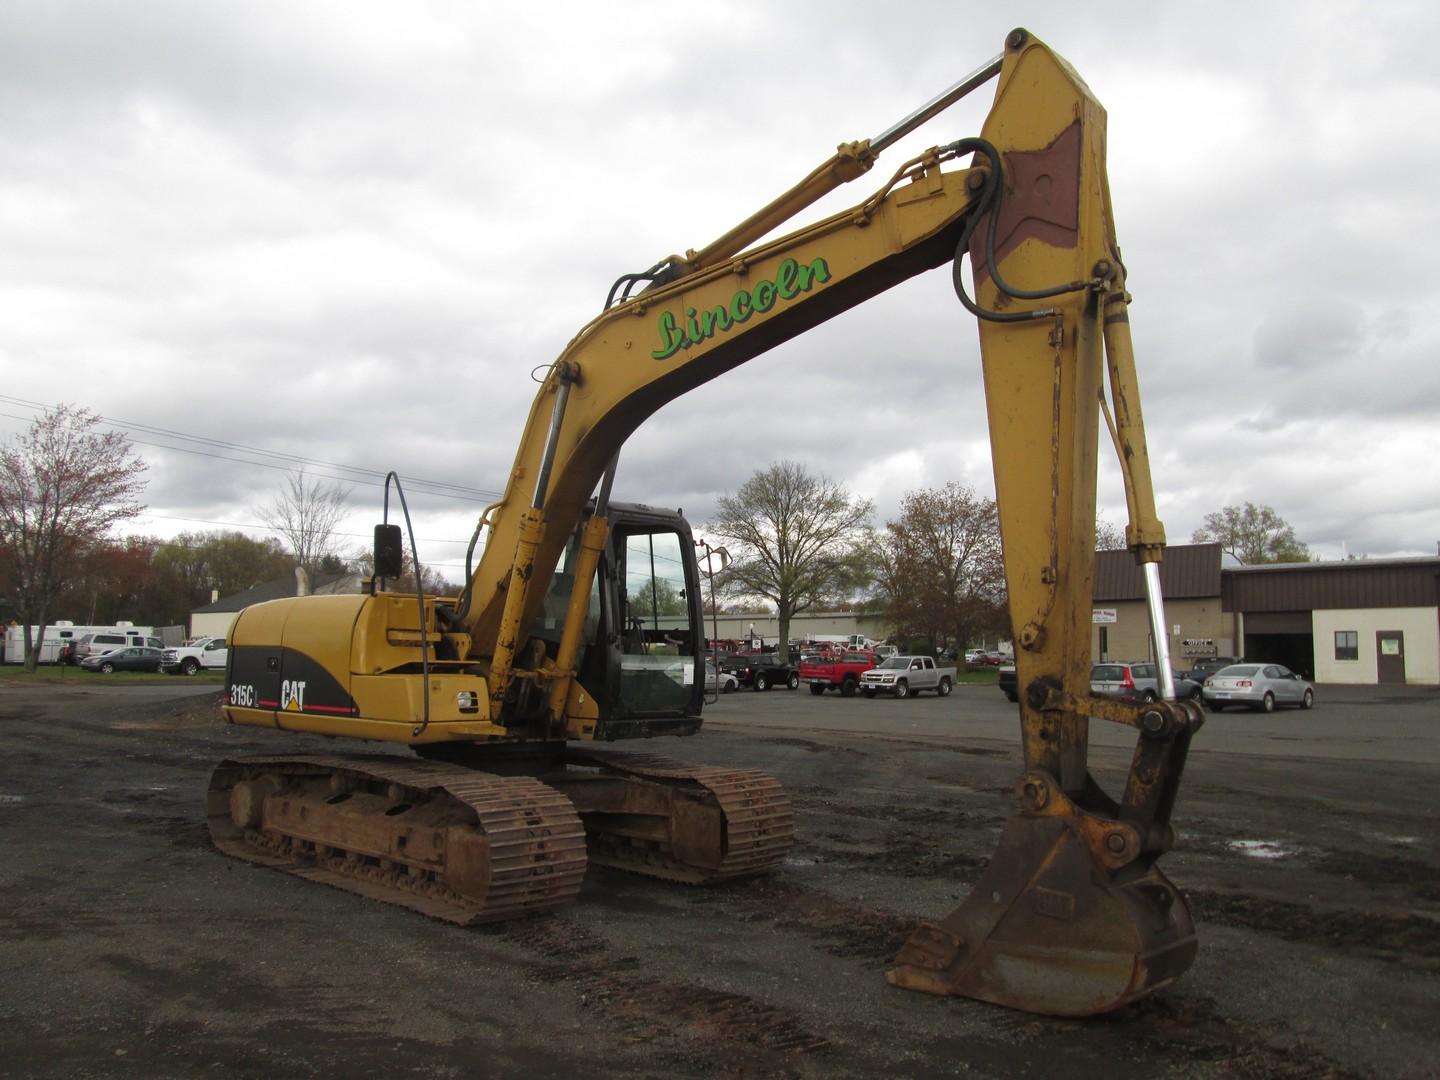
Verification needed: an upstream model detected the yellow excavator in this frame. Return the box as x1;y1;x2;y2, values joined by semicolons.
209;28;1204;1017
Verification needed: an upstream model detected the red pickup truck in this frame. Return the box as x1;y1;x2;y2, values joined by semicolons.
798;650;886;697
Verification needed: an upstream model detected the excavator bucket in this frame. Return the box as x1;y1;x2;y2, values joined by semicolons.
886;813;1196;1016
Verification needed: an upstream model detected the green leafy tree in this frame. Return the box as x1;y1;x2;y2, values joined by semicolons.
627;575;687;618
706;462;873;663
869;482;1005;652
1192;502;1311;565
0;406;146;670
149;530;296;624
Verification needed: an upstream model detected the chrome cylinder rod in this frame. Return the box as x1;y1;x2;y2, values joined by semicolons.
870;55;1004;155
532;366;576;510
1143;561;1177;699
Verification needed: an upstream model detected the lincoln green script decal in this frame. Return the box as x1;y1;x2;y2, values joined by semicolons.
651;256;832;361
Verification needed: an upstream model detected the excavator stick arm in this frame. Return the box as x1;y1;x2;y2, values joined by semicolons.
884;29;1202;1014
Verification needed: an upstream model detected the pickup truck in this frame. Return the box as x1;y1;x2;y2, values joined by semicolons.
859;655;956;699
798;650;886;697
161;636;228;676
719;652;799;692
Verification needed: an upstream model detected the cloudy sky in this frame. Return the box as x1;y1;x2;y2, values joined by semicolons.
3;0;1438;586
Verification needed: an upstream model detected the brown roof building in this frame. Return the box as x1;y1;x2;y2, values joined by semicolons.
1091;545;1439;686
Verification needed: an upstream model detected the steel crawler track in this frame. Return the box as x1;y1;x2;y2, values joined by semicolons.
207;755;588;924
564;747;795;883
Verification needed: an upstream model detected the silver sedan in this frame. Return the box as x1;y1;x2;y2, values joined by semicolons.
1203;663;1315;712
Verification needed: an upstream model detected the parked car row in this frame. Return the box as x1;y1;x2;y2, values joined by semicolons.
57;631;167;666
713;652;962;699
57;634;229;676
995;658;1316;713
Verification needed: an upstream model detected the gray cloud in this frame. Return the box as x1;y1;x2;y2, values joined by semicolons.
2;1;1438;581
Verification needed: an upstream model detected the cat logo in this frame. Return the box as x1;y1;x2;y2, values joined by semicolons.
280;679;307;712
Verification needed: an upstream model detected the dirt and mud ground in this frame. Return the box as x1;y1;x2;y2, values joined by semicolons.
0;681;1436;1078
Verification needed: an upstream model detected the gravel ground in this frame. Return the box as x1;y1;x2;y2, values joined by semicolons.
0;681;1436;1078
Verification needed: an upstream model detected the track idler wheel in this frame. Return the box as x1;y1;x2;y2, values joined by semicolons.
885;811;1196;1016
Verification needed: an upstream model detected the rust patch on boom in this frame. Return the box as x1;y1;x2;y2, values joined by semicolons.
969;120;1082;289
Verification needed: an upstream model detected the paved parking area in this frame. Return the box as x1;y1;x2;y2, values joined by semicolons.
709;679;1440;762
0;681;1435;1077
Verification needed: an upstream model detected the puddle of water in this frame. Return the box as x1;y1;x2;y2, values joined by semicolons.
1227;839;1297;860
1369;833;1420;846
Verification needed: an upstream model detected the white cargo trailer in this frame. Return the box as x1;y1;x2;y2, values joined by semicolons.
3;621;179;664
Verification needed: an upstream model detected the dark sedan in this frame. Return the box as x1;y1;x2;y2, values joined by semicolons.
1186;656;1239;683
80;646;164;674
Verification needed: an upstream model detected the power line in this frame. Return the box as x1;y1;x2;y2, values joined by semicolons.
136;510;475;546
0;395;506;504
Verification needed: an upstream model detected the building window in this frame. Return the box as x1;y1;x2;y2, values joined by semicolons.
1334;630;1358;661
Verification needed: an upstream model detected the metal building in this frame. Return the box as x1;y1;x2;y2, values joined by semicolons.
1091;546;1440;685
1224;557;1440;685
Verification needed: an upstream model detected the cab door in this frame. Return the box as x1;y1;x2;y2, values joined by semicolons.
616;528;698;714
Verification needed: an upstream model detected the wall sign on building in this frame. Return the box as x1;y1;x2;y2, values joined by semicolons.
1092;609;1117;624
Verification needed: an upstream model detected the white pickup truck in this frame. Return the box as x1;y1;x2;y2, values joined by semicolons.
859;655;956;699
161;636;228;676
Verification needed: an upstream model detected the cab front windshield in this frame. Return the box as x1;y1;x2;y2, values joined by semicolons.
879;657;909;669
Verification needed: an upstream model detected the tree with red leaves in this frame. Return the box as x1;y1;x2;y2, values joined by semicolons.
0;406;146;671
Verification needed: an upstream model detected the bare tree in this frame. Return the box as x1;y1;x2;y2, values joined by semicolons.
1095;513;1126;552
348;544;454;595
0;406;146;671
1192;502;1311;565
869;482;1005;652
259;469;351;575
706;462;872;662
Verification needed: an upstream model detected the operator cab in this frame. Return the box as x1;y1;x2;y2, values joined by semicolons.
534;501;706;739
